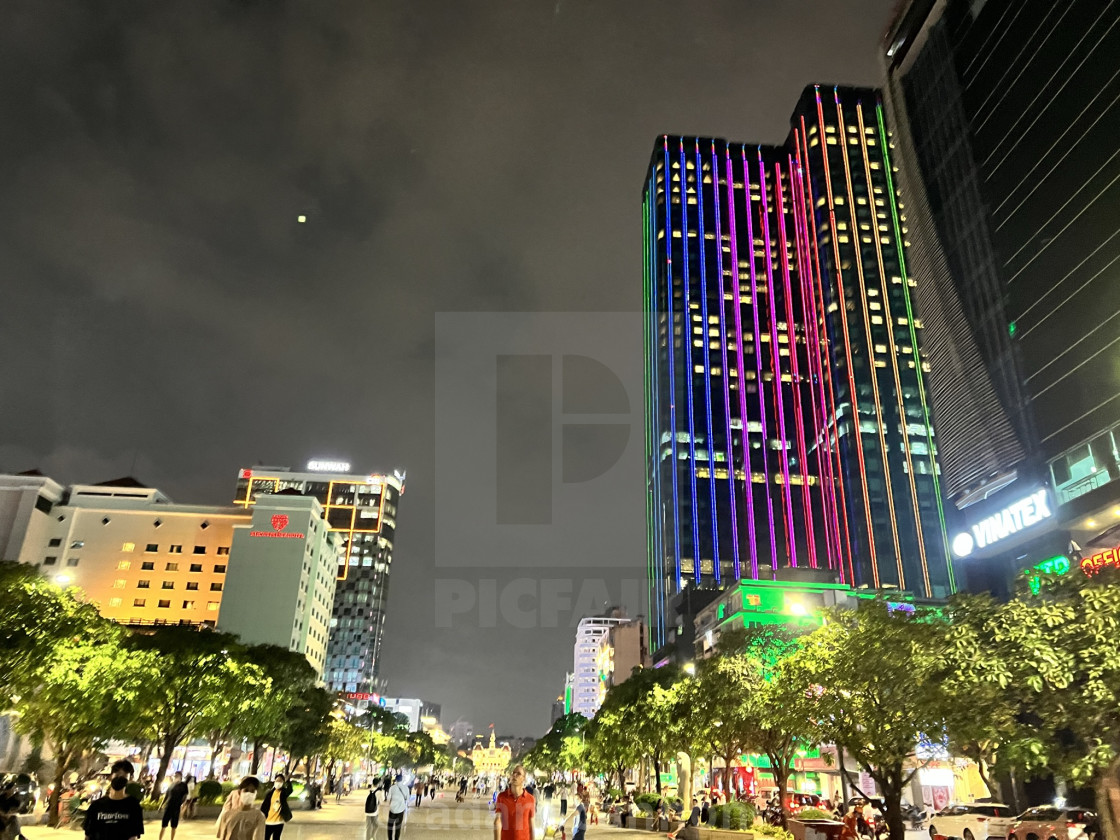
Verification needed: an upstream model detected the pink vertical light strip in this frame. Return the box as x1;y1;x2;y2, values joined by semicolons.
725;147;759;579
712;140;742;581
747;148;779;572
758;151;797;568
790;131;842;574
775;158;818;569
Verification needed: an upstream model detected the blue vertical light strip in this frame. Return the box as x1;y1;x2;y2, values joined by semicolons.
745;148;779;572
680;138;702;583
695;144;721;585
713;141;742;581
642;185;654;646
662;141;683;595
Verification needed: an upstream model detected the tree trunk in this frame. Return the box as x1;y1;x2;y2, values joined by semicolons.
139;741;155;779
1094;753;1120;840
207;740;224;780
653;751;663;793
773;762;791;828
976;756;999;800
47;744;74;828
878;765;906;840
724;746;737;798
250;738;263;774
153;733;179;795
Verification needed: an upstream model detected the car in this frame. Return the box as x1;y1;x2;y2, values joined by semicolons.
929;803;1016;840
1007;806;1098;840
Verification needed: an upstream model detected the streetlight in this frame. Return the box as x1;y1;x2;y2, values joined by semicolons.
683;662;696;676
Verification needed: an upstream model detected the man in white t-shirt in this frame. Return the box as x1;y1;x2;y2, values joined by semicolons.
386;774;411;840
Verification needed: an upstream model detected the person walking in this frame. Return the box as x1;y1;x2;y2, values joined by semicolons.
364;786;380;840
385;774;410;840
413;778;424;808
259;775;292;840
493;765;535;840
559;789;590;840
84;772;143;840
217;778;265;840
158;771;189;840
183;776;197;820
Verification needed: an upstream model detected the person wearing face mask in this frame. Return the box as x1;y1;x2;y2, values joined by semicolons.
217;779;264;840
258;775;292;840
84;775;143;840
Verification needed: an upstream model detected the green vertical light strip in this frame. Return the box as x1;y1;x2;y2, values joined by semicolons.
876;102;956;593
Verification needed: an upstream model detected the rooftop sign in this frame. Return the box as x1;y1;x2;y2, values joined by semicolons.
306;459;351;473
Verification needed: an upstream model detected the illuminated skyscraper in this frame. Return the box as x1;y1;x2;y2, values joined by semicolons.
234;463;404;695
644;86;952;649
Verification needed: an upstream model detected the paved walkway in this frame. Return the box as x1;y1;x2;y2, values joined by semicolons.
20;792;659;839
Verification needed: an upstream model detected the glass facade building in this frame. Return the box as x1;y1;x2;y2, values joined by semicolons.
883;0;1120;589
644;86;953;649
234;466;404;694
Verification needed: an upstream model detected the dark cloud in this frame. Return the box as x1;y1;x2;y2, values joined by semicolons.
0;0;894;734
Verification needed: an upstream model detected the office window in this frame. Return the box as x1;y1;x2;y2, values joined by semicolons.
193;546;206;555
169;545;182;554
217;546;230;556
141;561;155;571
70;540;84;549
112;579;126;589
165;562;179;571
49;538;61;547
161;581;174;590
133;598;146;608
210;583;223;592
157;600;170;609
182;600;195;610
67;558;79;567
189;563;203;572
117;559;131;570
44;557;57;566
207;601;219;612
137;580;150;589
145;543;158;553
186;582;199;591
214;565;226;574
108;597;122;608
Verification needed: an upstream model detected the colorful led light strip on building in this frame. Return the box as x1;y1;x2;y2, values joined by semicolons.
795;117;853;581
758;153;797;567
695;142;721;584
814;85;879;585
876;101;954;593
679;137;702;583
662;141;683;594
775;158;818;569
855;101;931;596
834;87;905;587
712;140;743;582
642;185;662;647
726;146;760;579
744;147;779;572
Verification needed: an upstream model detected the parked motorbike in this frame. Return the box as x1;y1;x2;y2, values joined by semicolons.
900;804;927;831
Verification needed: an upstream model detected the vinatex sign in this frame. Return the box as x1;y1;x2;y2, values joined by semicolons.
951;488;1053;558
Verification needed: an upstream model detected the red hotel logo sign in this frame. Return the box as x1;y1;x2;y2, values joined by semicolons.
1081;547;1120;575
249;513;305;540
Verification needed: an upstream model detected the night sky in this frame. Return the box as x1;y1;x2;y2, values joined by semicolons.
1;0;894;735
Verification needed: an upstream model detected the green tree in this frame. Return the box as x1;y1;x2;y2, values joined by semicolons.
192;655;271;778
236;644;320;773
0;562;107;706
14;633;132;826
121;627;242;792
792;600;952;840
595;665;683;790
